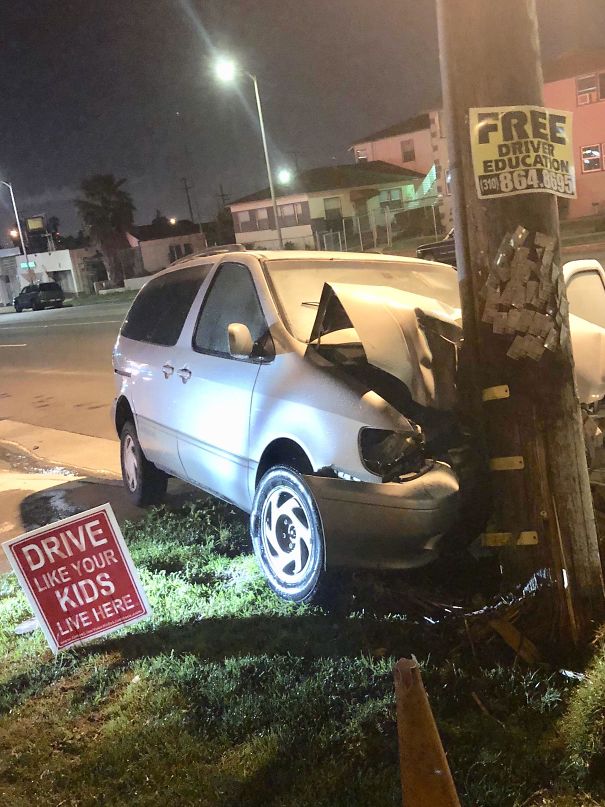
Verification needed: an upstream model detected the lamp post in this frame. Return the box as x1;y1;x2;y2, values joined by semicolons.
0;181;29;270
215;58;284;249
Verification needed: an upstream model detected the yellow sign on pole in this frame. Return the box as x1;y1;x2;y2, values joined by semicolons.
469;105;575;200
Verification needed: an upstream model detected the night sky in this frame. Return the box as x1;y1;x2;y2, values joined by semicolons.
1;0;604;241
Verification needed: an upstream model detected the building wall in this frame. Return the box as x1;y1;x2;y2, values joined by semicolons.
353;128;434;174
21;250;78;293
231;193;314;249
139;232;207;274
544;78;605;218
0;248;20;304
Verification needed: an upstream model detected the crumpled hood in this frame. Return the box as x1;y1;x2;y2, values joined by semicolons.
308;282;463;410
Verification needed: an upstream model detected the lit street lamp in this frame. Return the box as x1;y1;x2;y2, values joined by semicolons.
169;217;177;225
277;168;293;185
214;57;284;249
9;228;18;240
0;181;29;269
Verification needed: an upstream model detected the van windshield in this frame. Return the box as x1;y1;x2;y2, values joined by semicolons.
264;258;461;342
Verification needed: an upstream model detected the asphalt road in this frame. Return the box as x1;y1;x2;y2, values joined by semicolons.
0;302;130;440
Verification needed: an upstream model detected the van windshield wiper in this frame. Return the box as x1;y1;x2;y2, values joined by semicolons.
301;301;319;308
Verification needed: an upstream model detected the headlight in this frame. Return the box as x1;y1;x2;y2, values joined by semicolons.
359;427;425;482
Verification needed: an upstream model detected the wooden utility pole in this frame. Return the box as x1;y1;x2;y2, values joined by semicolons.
436;0;605;642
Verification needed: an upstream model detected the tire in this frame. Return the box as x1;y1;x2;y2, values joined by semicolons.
250;466;325;603
14;304;21;313
32;301;43;311
120;421;167;506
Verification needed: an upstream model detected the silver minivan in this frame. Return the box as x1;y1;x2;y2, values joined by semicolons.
113;249;463;602
113;249;605;601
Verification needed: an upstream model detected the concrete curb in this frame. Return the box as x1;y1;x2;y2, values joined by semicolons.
0;420;120;479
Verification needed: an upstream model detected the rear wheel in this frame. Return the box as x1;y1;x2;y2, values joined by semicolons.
32;300;43;311
120;421;167;506
251;466;324;603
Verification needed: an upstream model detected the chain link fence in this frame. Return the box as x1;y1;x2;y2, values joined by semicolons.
317;198;441;252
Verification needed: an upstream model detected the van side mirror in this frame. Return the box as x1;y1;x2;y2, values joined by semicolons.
228;322;254;358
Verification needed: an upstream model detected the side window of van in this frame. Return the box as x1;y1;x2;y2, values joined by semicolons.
121;266;210;345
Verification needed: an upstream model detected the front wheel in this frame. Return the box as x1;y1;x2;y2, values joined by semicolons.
13;304;22;313
120;421;167;506
250;466;325;603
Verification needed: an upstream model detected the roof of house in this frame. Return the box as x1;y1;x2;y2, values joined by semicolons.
230;161;424;206
543;49;605;83
351;113;431;146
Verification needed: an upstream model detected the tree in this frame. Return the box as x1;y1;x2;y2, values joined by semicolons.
75;174;135;286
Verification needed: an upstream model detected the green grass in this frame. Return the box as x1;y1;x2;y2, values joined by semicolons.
1;501;605;806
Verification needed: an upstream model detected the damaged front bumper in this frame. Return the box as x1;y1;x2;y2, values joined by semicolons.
305;462;459;570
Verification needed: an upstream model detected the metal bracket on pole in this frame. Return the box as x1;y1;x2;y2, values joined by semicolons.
489;456;524;471
482;385;510;402
482;530;539;547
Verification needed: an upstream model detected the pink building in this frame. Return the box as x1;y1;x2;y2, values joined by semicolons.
350;49;605;227
351;113;434;176
543;49;605;219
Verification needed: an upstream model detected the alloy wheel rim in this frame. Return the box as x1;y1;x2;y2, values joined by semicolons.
123;435;138;492
260;485;314;585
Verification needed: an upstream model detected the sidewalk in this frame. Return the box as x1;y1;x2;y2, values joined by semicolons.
0;420;198;575
0;419;120;477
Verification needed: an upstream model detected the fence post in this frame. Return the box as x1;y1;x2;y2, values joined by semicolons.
393;658;461;807
356;216;364;251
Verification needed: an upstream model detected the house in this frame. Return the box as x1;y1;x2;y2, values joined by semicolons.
127;220;207;273
543;49;605;219
350;49;605;228
229;161;436;251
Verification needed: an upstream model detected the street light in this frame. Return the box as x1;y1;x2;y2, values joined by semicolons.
169;217;177;225
9;228;18;240
214;57;284;249
0;181;29;269
277;168;293;185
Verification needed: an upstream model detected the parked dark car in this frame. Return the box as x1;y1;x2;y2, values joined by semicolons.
13;282;64;312
416;229;456;265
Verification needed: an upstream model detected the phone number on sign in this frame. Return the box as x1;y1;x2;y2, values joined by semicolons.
478;168;575;196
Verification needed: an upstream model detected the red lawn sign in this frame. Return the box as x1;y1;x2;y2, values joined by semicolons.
3;503;151;653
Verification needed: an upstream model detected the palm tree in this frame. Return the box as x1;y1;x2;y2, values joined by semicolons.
75;175;135;286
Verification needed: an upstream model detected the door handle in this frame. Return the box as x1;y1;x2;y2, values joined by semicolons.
177;367;192;383
162;363;174;379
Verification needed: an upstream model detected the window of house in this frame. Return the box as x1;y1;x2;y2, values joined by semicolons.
183;243;193;255
294;202;311;224
401;139;415;163
577;74;599;105
379;188;402;207
566;270;605;329
255;208;270;229
581;144;603;173
193;262;268;357
323;196;342;222
355;147;368;162
235;209;257;233
278;204;297;227
169;244;184;262
121;266;208;345
445;167;452;195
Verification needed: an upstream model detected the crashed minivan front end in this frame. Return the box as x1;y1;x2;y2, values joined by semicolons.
266;264;465;569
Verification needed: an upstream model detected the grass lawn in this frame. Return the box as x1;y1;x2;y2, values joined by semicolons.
1;501;605;806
